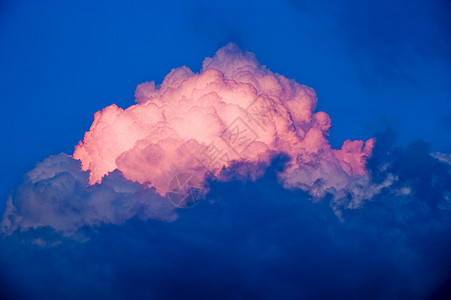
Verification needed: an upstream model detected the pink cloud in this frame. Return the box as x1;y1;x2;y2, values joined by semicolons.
73;43;374;203
1;44;384;235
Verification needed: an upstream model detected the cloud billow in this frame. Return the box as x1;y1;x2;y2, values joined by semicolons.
1;45;451;300
2;44;379;234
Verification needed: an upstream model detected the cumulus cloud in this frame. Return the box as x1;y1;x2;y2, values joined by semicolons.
1;154;176;236
3;42;422;238
74;43;373;198
1;43;382;235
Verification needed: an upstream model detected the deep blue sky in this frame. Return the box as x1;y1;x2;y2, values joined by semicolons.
1;1;451;299
1;0;450;201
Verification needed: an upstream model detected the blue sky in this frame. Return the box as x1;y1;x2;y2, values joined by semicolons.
0;0;450;299
1;0;450;201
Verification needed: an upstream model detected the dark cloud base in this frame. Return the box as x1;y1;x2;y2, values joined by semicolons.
1;136;451;300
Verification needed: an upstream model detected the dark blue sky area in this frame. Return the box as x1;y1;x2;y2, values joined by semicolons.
1;1;451;299
1;145;451;299
0;0;450;207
